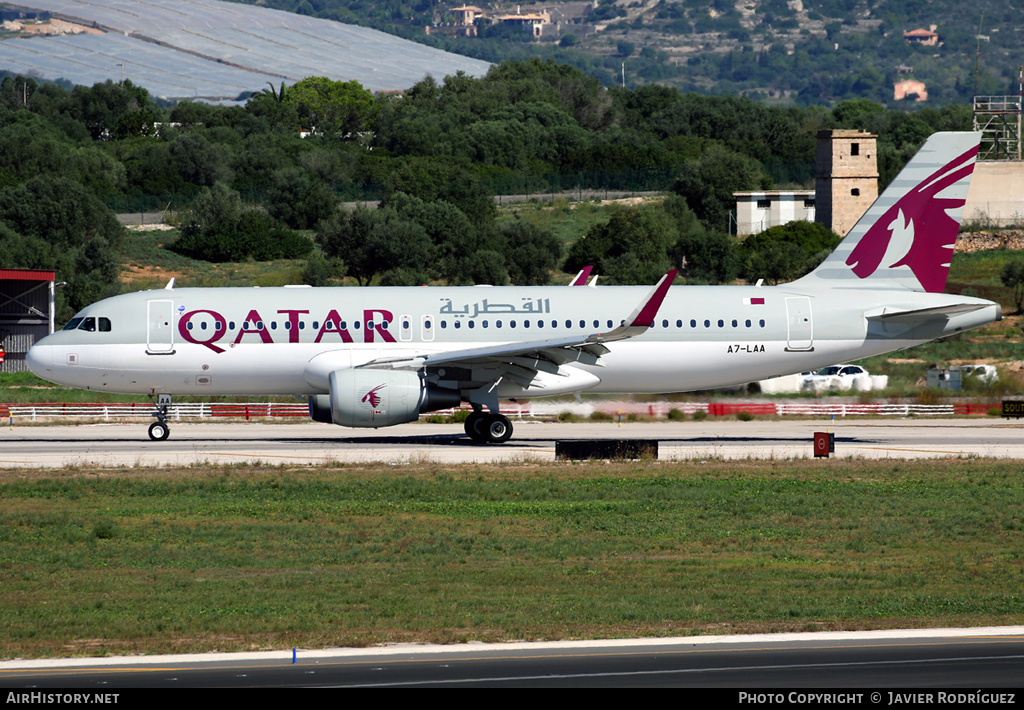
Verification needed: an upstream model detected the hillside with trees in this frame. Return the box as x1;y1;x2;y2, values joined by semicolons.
0;61;977;322
221;0;1023;108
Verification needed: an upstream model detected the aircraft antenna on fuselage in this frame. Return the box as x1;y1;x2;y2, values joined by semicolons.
165;278;175;290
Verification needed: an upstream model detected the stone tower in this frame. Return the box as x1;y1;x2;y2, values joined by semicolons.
815;130;878;237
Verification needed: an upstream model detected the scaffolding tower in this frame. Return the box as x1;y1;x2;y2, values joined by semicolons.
974;82;1022;161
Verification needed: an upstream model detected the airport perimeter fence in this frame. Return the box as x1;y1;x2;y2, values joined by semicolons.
0;401;1002;422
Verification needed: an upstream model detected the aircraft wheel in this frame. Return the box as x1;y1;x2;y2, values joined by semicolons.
148;422;170;441
464;412;488;441
484;414;513;444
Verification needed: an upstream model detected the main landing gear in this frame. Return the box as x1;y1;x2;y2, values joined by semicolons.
148;393;172;441
464;410;513;444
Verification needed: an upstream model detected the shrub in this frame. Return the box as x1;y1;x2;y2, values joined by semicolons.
172;211;312;262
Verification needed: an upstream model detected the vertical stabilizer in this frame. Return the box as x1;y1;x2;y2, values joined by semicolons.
793;131;981;292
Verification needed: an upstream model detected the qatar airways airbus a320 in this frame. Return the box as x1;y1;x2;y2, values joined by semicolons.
27;132;1001;443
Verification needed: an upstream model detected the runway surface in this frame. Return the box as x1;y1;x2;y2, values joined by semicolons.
2;627;1022;688
1;418;1022;468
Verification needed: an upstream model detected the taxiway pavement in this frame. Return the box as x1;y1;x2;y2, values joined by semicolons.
2;418;1021;468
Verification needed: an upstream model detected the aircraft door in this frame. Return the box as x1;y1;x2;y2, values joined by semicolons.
785;297;813;351
147;299;174;354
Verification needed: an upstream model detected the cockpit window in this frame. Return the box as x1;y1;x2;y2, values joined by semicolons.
78;317;96;332
99;317;111;332
62;318;84;331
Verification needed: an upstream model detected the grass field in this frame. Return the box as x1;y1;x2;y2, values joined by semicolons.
2;459;1022;659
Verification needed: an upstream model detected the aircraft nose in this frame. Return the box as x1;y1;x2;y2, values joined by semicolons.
25;340;52;379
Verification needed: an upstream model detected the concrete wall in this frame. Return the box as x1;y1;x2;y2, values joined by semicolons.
964;161;1024;227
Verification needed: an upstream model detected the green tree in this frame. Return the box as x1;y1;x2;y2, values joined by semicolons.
565;206;675;284
739;221;840;285
301;250;344;287
170;132;232;188
499;219;563;285
0;176;124;318
671;145;765;232
68;80;156;141
284;77;379;137
382;192;486;284
1000;260;1024;314
171;211;311;262
266;167;336;230
316;205;432;285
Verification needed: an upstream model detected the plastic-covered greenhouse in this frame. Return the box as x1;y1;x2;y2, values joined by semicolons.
0;0;490;100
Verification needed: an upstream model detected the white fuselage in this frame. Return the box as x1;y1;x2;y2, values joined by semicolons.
26;283;1000;398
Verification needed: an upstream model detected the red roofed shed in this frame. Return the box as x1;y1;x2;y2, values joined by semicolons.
0;269;56;372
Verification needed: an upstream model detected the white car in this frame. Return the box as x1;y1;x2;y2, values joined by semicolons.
802;364;870;392
960;364;997;384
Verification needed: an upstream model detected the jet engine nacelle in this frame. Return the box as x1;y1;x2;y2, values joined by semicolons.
308;369;460;428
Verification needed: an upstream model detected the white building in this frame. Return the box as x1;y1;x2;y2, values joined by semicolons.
733;191;815;236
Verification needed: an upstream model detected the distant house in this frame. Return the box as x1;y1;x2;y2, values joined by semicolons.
451;6;485;25
894;79;928;102
494;11;551;37
903;28;938;46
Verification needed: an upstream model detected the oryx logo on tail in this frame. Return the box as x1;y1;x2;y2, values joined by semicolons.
846;144;979;292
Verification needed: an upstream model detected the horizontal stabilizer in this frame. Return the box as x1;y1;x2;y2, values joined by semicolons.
865;303;995;323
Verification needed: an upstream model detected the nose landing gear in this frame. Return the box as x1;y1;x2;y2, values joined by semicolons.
148;393;172;441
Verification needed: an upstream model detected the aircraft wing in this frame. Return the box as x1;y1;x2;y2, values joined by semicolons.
358;271;677;381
